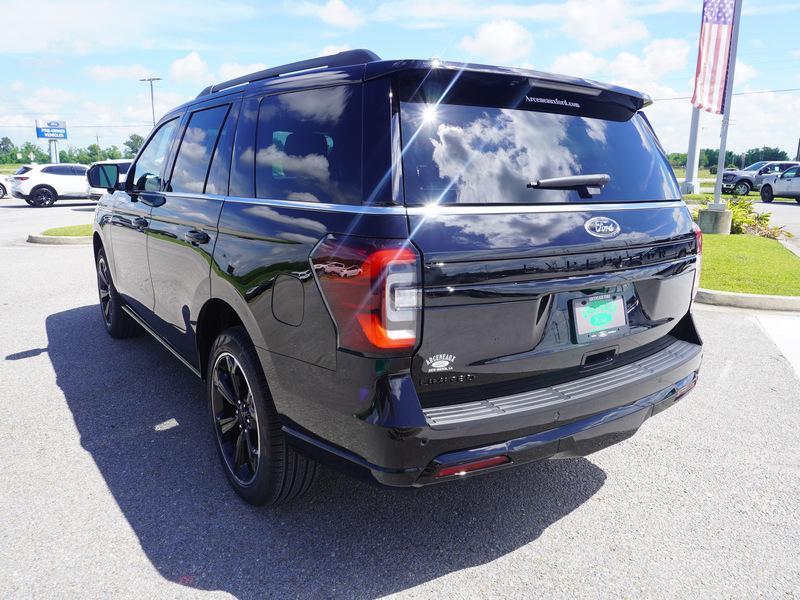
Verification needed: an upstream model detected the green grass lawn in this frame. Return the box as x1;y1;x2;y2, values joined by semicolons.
42;224;92;237
701;234;800;295
672;167;714;181
0;163;24;175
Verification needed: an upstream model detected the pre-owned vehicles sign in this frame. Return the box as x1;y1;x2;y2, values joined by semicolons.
35;120;67;139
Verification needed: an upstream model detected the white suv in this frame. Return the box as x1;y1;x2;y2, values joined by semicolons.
9;163;89;207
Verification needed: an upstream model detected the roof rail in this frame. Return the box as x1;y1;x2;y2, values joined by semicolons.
196;49;381;97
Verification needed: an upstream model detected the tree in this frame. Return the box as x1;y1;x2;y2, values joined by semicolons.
18;142;49;163
667;152;687;168
104;145;122;160
123;134;144;158
743;146;789;165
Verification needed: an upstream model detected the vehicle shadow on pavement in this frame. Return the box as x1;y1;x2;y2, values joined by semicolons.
46;305;606;599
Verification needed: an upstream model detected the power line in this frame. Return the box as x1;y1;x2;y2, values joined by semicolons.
653;87;800;101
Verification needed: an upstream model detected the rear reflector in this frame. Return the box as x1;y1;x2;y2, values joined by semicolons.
311;235;421;356
692;221;703;299
434;455;510;478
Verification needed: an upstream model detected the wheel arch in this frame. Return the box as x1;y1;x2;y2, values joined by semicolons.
196;298;250;381
30;183;58;195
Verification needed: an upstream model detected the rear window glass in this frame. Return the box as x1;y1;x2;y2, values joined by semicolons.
398;75;679;205
255;85;362;204
169;104;230;194
15;166;32;175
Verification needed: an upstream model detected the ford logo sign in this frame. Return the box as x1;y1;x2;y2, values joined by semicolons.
584;216;621;238
46;121;62;127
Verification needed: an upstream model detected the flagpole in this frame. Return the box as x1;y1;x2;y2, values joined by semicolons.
711;0;743;208
682;106;702;194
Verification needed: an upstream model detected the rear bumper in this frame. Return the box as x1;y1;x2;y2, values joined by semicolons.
282;337;702;487
12;191;29;200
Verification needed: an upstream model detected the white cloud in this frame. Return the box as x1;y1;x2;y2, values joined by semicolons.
563;0;649;51
218;62;267;81
734;60;758;84
295;0;364;28
169;51;211;84
320;43;351;55
607;38;690;90
10;81;24;92
373;0;562;28
85;64;154;82
550;52;608;78
459;20;533;64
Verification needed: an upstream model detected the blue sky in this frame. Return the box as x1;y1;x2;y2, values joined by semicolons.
1;0;799;155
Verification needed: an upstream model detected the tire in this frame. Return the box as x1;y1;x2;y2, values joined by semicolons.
96;248;140;338
208;326;318;506
0;184;6;199
24;198;35;206
760;185;774;203
31;186;57;207
732;180;751;196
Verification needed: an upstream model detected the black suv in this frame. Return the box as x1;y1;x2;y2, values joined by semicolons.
88;49;703;506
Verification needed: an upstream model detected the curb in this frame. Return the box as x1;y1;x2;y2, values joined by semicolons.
695;288;800;312
27;234;91;246
780;239;800;260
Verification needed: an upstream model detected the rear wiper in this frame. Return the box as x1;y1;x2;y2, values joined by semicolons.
527;174;610;199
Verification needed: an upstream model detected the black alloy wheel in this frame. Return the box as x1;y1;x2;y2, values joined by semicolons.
211;351;261;485
760;185;774;203
208;326;318;506
32;187;56;207
95;248;139;338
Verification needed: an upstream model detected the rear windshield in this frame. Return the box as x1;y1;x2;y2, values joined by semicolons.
15;166;32;175
398;75;679;205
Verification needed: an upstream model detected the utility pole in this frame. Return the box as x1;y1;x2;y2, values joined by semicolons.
139;77;162;127
682;107;702;194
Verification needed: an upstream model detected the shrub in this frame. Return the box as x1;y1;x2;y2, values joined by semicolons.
692;196;790;239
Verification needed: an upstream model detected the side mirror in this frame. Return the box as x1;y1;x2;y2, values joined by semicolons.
87;163;119;192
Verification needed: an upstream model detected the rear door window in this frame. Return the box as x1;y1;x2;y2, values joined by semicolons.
398;73;679;205
254;85;362;204
169;104;230;194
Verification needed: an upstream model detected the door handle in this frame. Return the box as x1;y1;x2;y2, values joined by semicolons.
184;229;211;245
133;217;149;230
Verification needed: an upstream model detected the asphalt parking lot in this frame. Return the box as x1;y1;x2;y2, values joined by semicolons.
1;199;799;599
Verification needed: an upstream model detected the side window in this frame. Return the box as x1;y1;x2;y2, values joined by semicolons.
41;166;56;175
71;166;87;176
118;162;131;175
205;102;239;195
130;118;179;192
43;165;71;175
783;167;798;178
255;85;363;204
169;104;230;194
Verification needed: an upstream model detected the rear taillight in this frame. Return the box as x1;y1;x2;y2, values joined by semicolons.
14;176;28;181
692;222;703;298
311;236;421;356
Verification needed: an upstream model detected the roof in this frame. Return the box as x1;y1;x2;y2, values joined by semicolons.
171;49;651;116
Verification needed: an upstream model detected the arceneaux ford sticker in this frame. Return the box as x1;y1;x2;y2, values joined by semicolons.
584;216;621;238
424;354;456;372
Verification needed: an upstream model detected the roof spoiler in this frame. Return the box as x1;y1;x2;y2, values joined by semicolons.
196;49;381;97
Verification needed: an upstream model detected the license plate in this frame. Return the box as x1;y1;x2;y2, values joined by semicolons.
571;294;627;342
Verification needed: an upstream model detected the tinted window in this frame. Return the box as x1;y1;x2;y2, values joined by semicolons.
130;118;179;192
15;166;32;175
783;167;799;177
169;105;230;194
71;166;87;176
205;103;239;195
255;85;362;204
118;162;132;175
400;101;679;205
42;165;73;175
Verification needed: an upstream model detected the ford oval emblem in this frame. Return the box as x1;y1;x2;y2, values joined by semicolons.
46;121;61;127
584;216;621;239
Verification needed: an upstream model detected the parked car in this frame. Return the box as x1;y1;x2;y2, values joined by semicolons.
87;159;131;200
88;49;703;506
9;163;89;206
760;165;800;203
722;160;799;195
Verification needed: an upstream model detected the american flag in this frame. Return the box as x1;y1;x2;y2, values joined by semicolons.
691;0;737;114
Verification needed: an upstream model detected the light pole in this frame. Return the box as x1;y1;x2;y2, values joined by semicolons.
139;77;162;126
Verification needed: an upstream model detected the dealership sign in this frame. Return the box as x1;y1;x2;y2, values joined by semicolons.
35;119;67;140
